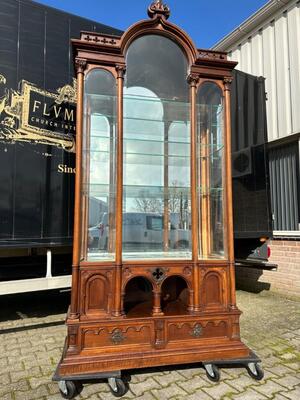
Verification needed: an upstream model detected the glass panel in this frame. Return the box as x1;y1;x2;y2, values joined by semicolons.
123;35;191;260
197;82;225;259
82;69;116;261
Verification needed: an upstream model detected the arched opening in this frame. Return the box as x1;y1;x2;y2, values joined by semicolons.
161;276;189;315
123;276;153;318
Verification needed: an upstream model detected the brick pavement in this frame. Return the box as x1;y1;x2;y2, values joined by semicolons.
0;290;299;400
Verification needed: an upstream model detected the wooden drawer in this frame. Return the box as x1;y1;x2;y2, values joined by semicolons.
81;321;153;352
167;319;228;343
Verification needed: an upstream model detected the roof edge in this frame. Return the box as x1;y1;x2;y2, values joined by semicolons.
212;0;291;51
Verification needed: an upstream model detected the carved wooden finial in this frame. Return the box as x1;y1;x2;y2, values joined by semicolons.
147;1;170;20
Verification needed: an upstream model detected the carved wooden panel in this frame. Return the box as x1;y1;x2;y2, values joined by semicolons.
205;273;221;304
167;319;228;342
201;268;228;309
82;323;153;351
121;264;193;290
82;272;111;316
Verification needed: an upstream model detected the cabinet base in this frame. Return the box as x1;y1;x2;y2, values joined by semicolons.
55;337;251;379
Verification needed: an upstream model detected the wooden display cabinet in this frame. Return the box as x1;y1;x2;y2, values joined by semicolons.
54;2;263;398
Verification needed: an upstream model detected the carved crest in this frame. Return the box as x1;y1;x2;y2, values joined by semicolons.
148;0;170;20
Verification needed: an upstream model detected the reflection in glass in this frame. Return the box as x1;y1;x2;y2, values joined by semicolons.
123;35;191;259
197;82;225;258
82;69;116;260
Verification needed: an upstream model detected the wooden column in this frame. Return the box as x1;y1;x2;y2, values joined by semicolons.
152;288;164;316
70;58;86;319
200;118;211;258
113;64;126;317
81;97;91;260
224;76;237;309
108;121;115;253
163;121;170;252
188;73;200;313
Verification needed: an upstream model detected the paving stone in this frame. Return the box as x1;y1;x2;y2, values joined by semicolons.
80;395;101;400
0;372;11;385
11;367;41;382
183;391;213;400
273;394;295;400
124;393;157;400
0;394;14;400
29;374;51;389
0;356;8;367
255;380;289;396
14;384;49;400
279;352;298;361
279;386;300;400
202;381;239;398
283;362;300;371
80;383;110;397
0;379;30;396
151;382;188;399
153;371;185;387
224;373;260;392
274;375;300;390
133;370;165;382
130;377;162;396
231;388;268;400
47;393;67;400
177;366;203;379
265;364;296;376
178;375;209;393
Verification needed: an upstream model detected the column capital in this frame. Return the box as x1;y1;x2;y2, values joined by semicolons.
75;58;87;74
187;73;199;88
223;77;233;91
116;64;126;79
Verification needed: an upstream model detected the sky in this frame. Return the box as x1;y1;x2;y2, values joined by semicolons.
33;0;269;48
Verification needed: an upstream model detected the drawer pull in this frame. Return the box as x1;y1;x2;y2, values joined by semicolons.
111;329;126;345
190;323;202;338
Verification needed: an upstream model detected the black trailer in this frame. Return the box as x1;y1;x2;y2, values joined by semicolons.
231;70;273;267
0;0;273;294
0;0;122;293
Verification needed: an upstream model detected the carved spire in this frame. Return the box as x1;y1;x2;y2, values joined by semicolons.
148;0;170;20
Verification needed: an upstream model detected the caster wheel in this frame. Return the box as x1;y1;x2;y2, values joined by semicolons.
58;380;83;399
246;362;264;380
204;364;220;382
108;377;128;398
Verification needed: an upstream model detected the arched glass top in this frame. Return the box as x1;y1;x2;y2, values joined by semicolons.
123;35;191;259
125;34;189;102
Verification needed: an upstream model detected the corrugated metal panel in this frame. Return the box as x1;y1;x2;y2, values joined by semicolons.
287;4;300;134
269;142;299;230
227;1;300;142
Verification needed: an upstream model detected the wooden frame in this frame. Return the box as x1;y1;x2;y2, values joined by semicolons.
56;1;251;381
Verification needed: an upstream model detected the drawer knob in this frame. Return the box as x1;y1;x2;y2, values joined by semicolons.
111;329;126;344
190;323;202;338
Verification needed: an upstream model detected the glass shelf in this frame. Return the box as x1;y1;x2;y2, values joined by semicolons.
85;140;223;152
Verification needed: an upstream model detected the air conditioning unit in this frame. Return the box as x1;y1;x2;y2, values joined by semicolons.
232;147;253;178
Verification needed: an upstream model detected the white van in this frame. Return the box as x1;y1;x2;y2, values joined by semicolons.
95;212;190;251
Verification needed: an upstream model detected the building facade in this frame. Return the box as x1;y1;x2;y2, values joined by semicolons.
214;0;300;297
